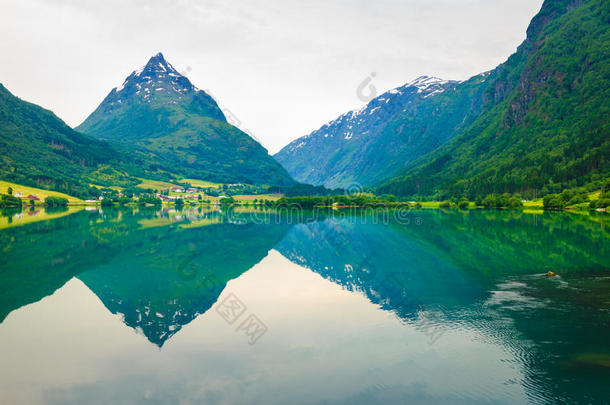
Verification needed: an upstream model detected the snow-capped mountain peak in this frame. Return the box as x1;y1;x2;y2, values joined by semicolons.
83;52;227;124
133;52;179;78
278;74;461;161
288;75;456;148
397;75;455;98
113;52;197;98
407;75;449;89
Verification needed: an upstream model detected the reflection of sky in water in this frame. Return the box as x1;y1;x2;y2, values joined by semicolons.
0;252;531;405
0;209;609;404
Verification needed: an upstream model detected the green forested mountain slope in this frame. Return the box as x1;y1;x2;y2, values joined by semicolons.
77;53;294;186
378;0;609;198
0;83;120;196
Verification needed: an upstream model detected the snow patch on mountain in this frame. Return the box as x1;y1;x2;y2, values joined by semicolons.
282;75;458;153
111;53;197;102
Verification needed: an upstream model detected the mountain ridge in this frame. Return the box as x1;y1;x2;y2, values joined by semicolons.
0;82;123;196
274;0;607;197
273;75;481;188
378;0;609;198
77;53;294;186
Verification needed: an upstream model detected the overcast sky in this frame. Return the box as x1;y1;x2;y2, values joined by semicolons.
0;0;543;153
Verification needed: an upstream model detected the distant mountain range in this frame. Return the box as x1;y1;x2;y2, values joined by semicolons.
0;0;607;200
276;0;609;198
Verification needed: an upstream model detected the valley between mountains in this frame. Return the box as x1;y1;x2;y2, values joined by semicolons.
0;0;608;208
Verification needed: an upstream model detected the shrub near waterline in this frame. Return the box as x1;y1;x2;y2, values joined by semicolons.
44;196;69;206
589;191;610;210
138;195;162;205
274;194;409;209
0;194;22;208
480;194;523;209
543;190;590;210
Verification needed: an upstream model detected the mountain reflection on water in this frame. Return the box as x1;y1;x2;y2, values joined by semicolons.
0;207;609;404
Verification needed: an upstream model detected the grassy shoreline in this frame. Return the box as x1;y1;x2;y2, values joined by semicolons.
1;179;607;213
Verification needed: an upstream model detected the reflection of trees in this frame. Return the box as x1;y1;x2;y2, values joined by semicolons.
275;210;610;404
0;208;290;340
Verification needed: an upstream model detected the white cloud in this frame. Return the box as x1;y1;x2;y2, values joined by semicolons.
0;0;543;153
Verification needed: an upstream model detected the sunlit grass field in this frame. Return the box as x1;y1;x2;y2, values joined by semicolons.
136;178;181;190
0;180;83;204
179;178;223;188
232;194;282;203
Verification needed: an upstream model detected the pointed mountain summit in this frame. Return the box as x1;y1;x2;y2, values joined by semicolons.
77;53;293;186
77;52;225;140
111;52;226;122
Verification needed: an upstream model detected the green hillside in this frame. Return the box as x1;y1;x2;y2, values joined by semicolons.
378;0;609;199
0;84;125;197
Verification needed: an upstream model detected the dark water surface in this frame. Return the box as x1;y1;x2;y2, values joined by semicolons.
0;207;609;404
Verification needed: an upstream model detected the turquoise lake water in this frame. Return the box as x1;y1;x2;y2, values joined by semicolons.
0;207;609;404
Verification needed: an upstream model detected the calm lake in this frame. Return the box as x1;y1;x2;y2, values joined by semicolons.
0;207;609;404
